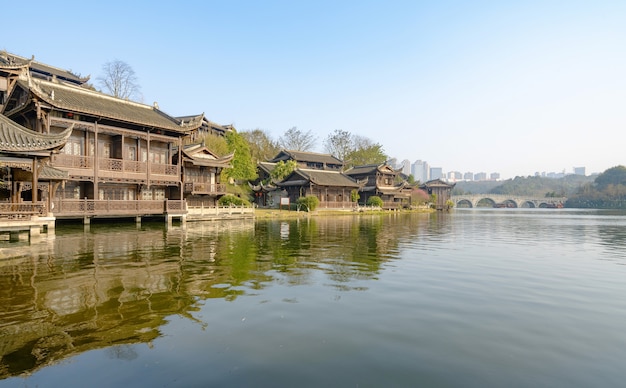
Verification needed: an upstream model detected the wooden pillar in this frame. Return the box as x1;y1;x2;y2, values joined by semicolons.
94;122;99;196
178;137;183;200
32;157;37;202
146;132;151;189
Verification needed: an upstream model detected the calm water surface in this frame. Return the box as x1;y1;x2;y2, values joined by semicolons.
1;209;626;387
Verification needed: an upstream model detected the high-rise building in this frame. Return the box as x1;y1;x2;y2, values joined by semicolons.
474;172;487;181
464;172;474;181
573;167;586;176
447;171;462;182
401;159;411;176
412;160;429;183
430;167;443;180
490;172;500;181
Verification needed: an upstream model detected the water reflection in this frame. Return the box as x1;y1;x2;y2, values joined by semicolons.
0;214;426;378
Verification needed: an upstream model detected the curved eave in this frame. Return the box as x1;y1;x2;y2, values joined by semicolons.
0;114;73;152
183;152;234;167
21;79;197;134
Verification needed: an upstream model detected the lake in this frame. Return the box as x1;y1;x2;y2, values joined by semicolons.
1;209;626;387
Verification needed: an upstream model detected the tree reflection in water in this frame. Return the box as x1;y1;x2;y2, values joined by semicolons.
0;214;430;378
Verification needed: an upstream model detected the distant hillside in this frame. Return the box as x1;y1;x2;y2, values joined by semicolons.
566;166;626;208
453;175;594;197
452;180;502;195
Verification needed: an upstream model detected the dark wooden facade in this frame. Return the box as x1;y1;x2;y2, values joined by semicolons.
345;164;412;209
175;144;233;207
0;113;72;219
420;179;456;210
277;169;360;209
269;150;344;171
0;51;231;221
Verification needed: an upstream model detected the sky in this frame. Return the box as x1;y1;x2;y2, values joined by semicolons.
4;0;626;179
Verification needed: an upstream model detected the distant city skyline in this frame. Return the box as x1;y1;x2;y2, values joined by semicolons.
387;157;588;182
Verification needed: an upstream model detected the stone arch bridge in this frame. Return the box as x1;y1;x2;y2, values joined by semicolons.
451;194;567;208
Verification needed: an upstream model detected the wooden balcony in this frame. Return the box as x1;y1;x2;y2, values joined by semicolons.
51;154;93;169
52;199;186;218
50;155;180;182
183;182;227;195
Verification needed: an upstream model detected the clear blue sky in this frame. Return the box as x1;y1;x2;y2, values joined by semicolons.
5;0;626;179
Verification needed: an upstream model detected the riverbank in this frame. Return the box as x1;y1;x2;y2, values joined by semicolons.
254;207;434;219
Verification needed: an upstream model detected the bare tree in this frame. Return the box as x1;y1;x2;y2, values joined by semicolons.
240;129;280;163
323;129;353;163
278;127;317;151
97;60;141;101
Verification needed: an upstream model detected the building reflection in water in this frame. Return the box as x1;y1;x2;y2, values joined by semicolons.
0;214;430;378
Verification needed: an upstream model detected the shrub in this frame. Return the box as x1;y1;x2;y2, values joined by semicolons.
366;196;383;207
296;195;320;212
218;194;250;206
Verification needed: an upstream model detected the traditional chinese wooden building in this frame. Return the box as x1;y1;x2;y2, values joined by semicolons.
276;168;361;209
0;113;71;226
253;150;354;208
0;51;234;224
420;179;456;210
344;164;412;209
269;150;344;171
174;143;233;207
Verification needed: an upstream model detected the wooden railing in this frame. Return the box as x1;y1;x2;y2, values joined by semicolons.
150;163;179;176
52;155;178;176
51;154;93;169
52;199;186;217
183;182;227;194
0;202;47;220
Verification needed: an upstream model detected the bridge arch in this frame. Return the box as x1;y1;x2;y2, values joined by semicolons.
501;199;518;208
456;199;473;208
476;197;496;207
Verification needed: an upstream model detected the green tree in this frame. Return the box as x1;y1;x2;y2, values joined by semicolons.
199;133;230;156
224;131;257;181
346;139;387;168
350;189;360;204
594;165;626;190
297;195;320;212
218;194;251;206
366;196;383;207
270;160;298;182
279;127;316;151
240;129;280;164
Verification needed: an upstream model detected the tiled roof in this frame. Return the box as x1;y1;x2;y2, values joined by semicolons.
258;161;277;174
39;165;69;180
345;164;388;175
0;113;72;152
420;179;456;188
0;52;85;84
181;144;233;167
279;169;359;188
19;78;201;133
269;150;344;165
